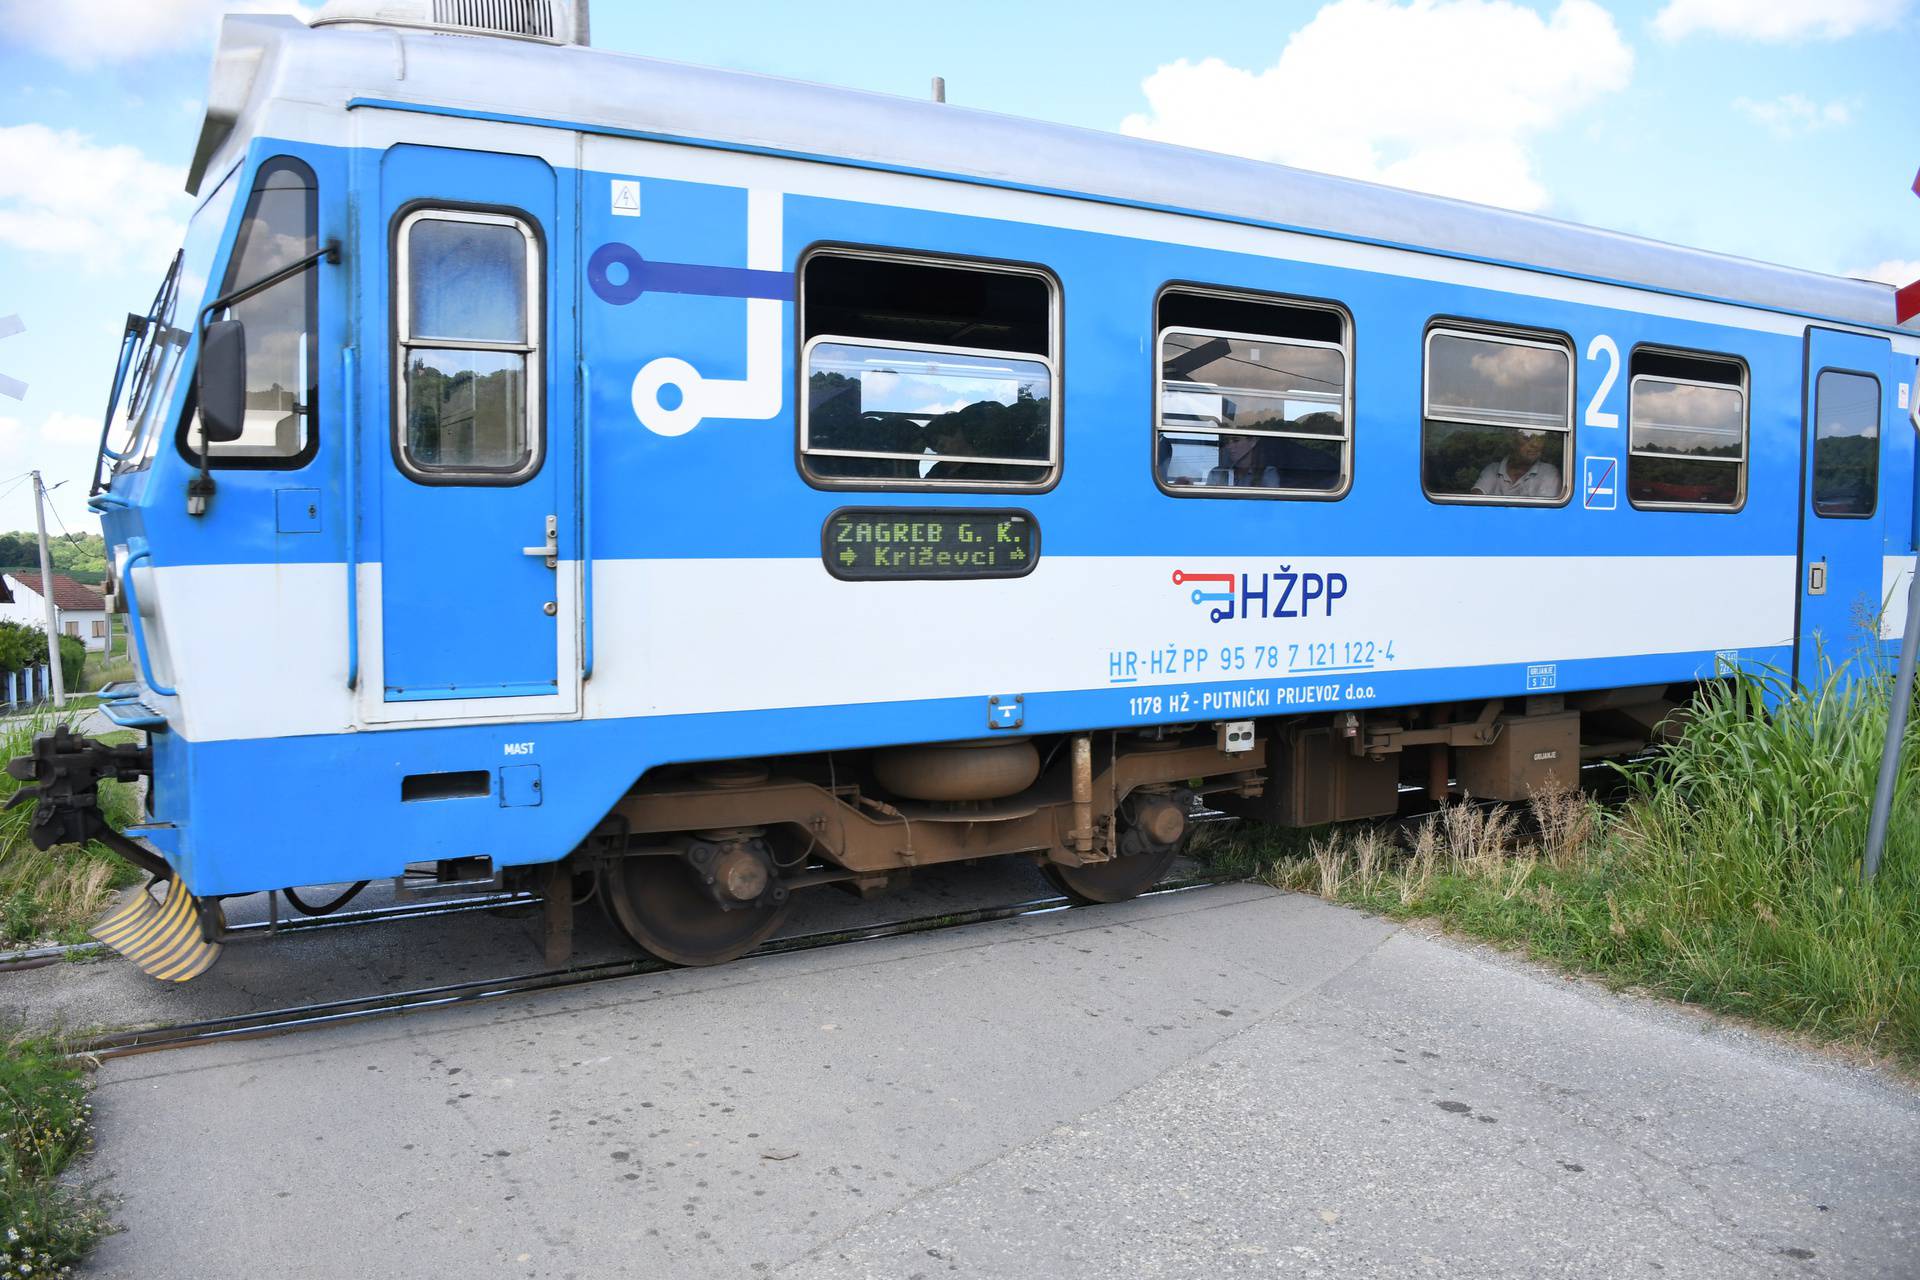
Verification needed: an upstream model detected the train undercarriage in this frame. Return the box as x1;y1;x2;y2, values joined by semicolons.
550;684;1684;966
12;685;1687;972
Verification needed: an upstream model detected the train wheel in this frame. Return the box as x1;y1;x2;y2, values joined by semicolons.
600;852;790;967
1041;841;1180;904
1041;789;1189;904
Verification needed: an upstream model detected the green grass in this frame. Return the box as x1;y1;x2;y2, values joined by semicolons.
0;1030;112;1277
0;711;142;950
84;651;132;695
1197;668;1920;1070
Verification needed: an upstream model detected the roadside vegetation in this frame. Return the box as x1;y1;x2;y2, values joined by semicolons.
0;701;135;1274
0;1031;111;1279
0;713;141;950
1196;667;1920;1069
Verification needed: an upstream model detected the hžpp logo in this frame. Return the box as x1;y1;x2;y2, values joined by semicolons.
1172;567;1348;624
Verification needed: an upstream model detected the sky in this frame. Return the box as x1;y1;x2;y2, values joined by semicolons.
0;0;1915;537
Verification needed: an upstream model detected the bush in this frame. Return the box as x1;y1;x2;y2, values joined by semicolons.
56;638;82;695
0;625;87;696
0;624;41;677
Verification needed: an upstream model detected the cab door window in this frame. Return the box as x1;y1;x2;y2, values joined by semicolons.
394;209;543;483
182;157;318;466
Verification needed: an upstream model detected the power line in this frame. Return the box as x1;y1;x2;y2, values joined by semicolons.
44;497;90;551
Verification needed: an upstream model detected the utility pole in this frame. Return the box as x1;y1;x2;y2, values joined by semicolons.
1865;570;1920;881
31;471;65;709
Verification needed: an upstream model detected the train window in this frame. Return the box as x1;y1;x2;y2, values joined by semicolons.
1154;288;1349;498
181;157;319;468
395;209;542;483
1421;326;1572;504
1627;349;1746;510
1812;370;1880;517
800;250;1058;489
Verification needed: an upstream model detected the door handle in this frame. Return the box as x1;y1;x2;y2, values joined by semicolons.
523;514;558;569
1808;560;1827;596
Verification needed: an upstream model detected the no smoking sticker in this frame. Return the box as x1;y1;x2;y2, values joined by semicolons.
1582;455;1617;510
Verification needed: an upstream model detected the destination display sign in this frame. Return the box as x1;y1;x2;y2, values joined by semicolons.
822;509;1039;581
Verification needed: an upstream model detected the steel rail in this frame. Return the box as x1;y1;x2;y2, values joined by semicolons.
6;811;1267;972
70;873;1243;1061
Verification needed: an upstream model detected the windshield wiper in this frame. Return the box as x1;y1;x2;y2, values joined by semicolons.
92;251;183;496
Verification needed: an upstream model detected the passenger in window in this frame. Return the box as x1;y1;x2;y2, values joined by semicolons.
1470;431;1561;499
1219;436;1279;487
921;394;1047;482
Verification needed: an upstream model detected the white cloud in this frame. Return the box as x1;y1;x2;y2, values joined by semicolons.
1850;260;1920;287
0;124;191;274
0;0;315;69
1733;93;1853;138
1119;0;1633;213
1653;0;1910;41
37;412;100;446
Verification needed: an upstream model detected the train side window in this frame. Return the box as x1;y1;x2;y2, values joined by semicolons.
800;250;1058;489
181;157;319;468
1422;325;1572;505
1812;370;1880;518
394;208;542;483
1154;288;1349;498
1627;349;1746;510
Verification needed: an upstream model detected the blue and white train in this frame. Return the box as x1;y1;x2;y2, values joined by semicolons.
23;0;1919;977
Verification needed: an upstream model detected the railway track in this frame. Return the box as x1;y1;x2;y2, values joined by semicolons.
68;872;1244;1061
0;810;1251;974
33;774;1637;1059
0;889;536;973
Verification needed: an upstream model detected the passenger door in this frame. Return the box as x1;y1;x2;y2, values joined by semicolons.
364;144;579;720
1796;327;1890;682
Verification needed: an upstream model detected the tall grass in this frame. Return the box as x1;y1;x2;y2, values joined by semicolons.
0;712;141;948
1606;667;1919;1056
1202;668;1920;1068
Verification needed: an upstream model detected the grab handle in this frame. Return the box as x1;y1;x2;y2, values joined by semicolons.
119;542;177;698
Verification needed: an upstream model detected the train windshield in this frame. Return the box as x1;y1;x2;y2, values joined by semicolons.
109;165;241;479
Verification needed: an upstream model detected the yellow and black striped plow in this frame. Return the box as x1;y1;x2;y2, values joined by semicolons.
91;878;223;982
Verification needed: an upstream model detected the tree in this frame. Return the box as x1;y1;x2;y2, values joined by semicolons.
0;530;107;585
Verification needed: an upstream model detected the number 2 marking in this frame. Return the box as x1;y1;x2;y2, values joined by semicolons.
1585;334;1620;429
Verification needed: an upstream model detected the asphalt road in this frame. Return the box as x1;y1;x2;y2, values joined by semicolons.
79;884;1918;1278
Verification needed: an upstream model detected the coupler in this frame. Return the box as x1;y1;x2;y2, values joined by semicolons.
7;725;223;981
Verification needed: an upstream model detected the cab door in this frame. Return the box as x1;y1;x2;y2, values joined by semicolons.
1795;327;1889;682
364;144;579;719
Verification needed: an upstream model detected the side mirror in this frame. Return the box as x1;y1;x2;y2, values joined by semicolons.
196;318;247;444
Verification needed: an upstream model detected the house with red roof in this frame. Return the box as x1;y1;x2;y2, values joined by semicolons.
0;572;110;652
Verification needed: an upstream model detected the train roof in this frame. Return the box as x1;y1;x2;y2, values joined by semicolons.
198;14;1905;333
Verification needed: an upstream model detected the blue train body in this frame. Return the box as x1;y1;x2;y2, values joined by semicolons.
64;9;1920;953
